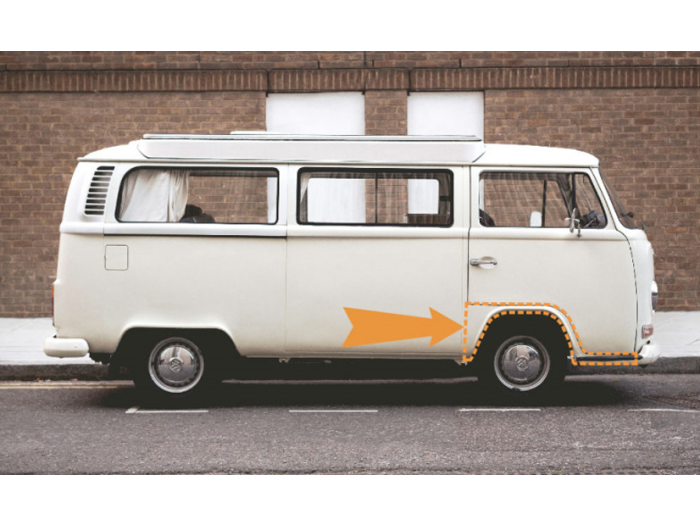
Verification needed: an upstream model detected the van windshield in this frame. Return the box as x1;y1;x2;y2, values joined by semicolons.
599;170;644;230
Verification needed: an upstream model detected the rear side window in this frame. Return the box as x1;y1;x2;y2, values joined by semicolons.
479;172;606;229
298;169;453;226
117;168;278;224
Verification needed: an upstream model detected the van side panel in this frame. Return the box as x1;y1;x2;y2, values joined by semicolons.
466;230;638;356
54;233;110;347
285;233;465;358
55;234;286;356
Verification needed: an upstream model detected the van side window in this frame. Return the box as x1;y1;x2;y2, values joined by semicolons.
117;168;278;224
298;169;452;226
480;172;606;229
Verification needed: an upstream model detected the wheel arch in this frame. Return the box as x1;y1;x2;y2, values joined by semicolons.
112;326;241;370
470;307;575;368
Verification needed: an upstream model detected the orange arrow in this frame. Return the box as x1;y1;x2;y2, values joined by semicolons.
342;307;463;348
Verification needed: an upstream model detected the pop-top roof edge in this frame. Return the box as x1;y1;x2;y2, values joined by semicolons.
142;133;483;143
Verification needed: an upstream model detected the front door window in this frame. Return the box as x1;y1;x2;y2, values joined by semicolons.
479;172;607;230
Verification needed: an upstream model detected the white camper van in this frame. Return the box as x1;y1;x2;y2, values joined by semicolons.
44;134;659;400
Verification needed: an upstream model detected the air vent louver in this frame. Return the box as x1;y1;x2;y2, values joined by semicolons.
84;166;114;216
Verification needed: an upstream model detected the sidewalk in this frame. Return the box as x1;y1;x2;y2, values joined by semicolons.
0;313;699;380
0;318;104;380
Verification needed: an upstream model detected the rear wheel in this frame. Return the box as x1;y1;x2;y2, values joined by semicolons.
133;336;212;401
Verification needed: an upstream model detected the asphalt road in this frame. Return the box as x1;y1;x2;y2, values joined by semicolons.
2;375;700;474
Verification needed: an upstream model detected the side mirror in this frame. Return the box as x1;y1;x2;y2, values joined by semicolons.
565;208;582;238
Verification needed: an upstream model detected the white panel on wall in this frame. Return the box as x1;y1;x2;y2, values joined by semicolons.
266;92;365;135
407;92;484;137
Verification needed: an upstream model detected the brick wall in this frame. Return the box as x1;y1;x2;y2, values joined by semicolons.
1;52;699;315
365;91;407;135
0;92;265;316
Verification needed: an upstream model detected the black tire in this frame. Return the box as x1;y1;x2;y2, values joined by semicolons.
132;335;217;403
478;331;565;399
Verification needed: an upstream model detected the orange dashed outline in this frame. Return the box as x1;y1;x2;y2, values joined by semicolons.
461;301;639;367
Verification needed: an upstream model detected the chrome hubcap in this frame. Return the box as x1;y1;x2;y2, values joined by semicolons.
148;338;204;394
495;338;550;391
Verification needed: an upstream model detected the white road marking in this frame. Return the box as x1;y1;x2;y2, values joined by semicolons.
289;409;378;413
126;406;209;414
629;408;700;413
458;408;542;412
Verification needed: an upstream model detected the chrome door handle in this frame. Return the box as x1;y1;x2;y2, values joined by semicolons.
470;257;498;269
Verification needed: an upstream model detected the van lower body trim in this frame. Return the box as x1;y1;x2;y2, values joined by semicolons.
637;342;660;366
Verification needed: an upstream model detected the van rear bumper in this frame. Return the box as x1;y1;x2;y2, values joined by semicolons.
638;342;660;366
43;336;89;358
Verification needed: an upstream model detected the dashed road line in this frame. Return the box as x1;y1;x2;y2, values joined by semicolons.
458;408;542;412
126;406;209;414
628;408;700;413
289;409;378;413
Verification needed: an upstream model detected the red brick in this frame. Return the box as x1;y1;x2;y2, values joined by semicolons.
365;91;407;136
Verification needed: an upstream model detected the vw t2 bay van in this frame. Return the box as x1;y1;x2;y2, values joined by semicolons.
44;133;659;400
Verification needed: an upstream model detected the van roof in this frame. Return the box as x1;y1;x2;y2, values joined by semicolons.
474;144;599;168
79;133;599;168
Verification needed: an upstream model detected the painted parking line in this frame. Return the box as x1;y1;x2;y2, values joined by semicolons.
628;408;700;413
458;408;541;412
289;409;378;413
126;406;209;414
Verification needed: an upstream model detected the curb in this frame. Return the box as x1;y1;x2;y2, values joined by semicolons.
643;356;700;374
0;356;699;381
568;357;700;375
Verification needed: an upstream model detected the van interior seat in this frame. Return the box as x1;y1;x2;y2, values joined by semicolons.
180;204;215;223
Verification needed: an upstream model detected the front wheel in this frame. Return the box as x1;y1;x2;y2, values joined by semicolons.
133;336;211;401
479;334;564;397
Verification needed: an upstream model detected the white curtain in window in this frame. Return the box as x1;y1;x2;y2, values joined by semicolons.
267;177;277;224
408;179;439;214
119;169;189;222
307;178;366;223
